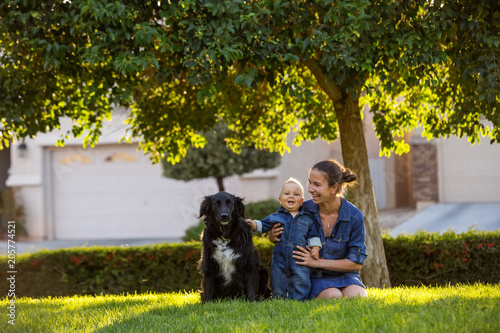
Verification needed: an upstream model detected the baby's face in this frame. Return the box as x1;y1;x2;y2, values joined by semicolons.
279;182;304;213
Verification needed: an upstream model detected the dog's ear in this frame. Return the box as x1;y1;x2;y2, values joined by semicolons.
235;196;245;218
199;195;212;218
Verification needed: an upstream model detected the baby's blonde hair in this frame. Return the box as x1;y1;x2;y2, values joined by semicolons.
281;177;304;196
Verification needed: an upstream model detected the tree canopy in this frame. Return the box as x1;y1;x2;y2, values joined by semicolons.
162;122;281;191
1;0;497;157
1;0;498;287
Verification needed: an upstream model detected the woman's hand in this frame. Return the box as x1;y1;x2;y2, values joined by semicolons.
268;223;284;243
293;246;319;268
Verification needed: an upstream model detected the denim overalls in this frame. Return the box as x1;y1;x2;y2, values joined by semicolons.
255;206;321;300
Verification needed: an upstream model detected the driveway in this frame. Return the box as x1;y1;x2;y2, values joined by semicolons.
389;203;500;236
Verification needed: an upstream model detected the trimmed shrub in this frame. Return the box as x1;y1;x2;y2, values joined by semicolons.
383;230;499;286
0;238;274;298
1;242;202;297
1;230;498;298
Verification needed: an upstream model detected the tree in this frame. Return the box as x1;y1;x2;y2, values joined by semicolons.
162;122;281;191
1;0;498;287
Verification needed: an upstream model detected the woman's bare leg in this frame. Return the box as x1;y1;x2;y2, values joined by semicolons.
341;285;367;298
316;287;343;299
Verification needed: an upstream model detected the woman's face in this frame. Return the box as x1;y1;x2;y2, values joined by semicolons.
308;168;338;204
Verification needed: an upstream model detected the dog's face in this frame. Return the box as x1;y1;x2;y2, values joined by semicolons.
199;192;245;226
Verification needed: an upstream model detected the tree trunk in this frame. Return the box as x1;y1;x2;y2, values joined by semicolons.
304;60;391;288
336;95;391;288
216;177;225;192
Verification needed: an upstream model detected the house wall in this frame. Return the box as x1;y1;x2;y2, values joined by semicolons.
6;107;391;240
0;146;10;191
239;107;389;207
240;137;344;203
394;152;413;207
410;141;439;206
6;141;45;239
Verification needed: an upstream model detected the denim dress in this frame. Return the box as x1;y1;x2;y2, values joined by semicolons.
302;199;367;299
255;207;322;300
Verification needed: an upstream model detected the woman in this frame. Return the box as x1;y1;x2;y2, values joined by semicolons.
269;159;368;298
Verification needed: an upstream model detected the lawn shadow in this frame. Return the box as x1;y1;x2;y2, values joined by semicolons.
92;296;254;333
91;293;500;332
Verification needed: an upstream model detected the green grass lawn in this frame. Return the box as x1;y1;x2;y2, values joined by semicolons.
1;283;499;332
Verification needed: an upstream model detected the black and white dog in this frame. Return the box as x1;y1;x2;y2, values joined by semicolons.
199;191;269;302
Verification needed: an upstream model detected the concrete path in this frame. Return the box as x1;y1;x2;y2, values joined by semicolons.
389;203;500;236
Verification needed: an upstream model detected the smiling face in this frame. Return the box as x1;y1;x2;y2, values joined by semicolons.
279;182;304;213
308;168;339;204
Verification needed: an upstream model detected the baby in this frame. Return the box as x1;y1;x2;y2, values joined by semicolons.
247;177;321;300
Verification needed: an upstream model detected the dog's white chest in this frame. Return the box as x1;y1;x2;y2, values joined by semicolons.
212;238;241;286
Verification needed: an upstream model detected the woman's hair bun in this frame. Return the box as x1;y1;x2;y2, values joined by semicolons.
343;169;357;183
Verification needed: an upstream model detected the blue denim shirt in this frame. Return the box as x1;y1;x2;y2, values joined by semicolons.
302;198;367;267
255;206;322;249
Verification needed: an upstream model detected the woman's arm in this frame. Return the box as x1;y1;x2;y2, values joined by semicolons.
313;258;362;272
292;246;362;272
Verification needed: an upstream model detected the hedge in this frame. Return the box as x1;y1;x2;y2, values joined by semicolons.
384;230;499;286
1;230;498;297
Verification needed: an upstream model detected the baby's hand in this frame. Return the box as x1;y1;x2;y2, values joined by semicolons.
310;247;320;260
245;219;257;232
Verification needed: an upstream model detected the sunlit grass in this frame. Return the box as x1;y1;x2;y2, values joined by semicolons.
1;283;499;332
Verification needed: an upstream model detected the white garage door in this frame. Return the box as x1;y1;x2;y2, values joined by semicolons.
438;136;500;203
50;144;229;240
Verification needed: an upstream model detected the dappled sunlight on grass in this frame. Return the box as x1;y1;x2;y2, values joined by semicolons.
17;290;200;308
2;284;499;332
306;283;500;333
368;283;500;305
4;291;201;332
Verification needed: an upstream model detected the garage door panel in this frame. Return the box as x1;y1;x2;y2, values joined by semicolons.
50;145;222;239
473;181;498;198
55;216;180;239
54;195;159;213
439;137;500;202
443;159;470;176
472;159;497;173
